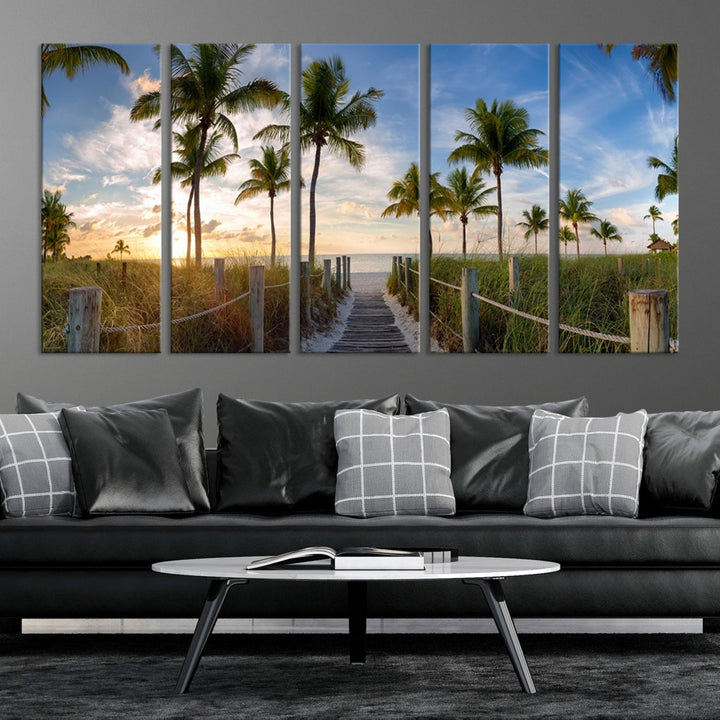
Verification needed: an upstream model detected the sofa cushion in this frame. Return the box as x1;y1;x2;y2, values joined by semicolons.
0;413;77;518
216;394;400;513
642;410;720;514
524;409;648;519
59;406;195;516
16;389;209;512
334;408;454;518
404;395;589;512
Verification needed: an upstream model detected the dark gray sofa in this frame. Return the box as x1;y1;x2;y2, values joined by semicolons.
4;391;720;631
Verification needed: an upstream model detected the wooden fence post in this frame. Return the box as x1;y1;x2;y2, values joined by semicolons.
405;257;412;297
508;256;520;307
249;265;264;353
346;256;351;290
323;259;332;297
618;258;624;275
301;261;311;327
214;258;226;302
342;256;348;289
336;256;341;289
67;286;102;353
629;289;669;353
461;267;479;353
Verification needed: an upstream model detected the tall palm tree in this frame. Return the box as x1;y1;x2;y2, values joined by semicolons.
559;226;574;259
448;98;548;261
589;219;623;256
41;189;75;263
256;56;383;266
154;126;239;267
235;146;292;266
381;163;449;258
647;135;678;201
41;44;130;115
600;44;678;103
444;167;496;260
112;240;131;261
643;205;664;235
131;44;283;267
559;188;597;259
517;204;549;255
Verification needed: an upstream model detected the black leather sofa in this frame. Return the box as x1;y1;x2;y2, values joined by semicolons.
3;391;720;629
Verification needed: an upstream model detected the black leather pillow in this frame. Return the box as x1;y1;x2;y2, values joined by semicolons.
216;394;401;513
405;396;589;512
17;389;209;512
59;406;195;516
641;411;720;515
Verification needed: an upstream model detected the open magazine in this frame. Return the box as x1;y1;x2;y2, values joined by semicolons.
246;546;425;571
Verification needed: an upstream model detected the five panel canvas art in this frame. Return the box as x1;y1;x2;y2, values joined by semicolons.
41;43;678;354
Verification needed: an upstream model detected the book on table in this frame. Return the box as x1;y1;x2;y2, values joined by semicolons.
247;546;426;571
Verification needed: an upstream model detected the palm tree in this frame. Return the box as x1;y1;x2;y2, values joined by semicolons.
235;146;292;266
559;226;574;259
448;98;548;261
517;204;549;255
647;135;678;201
589;219;623;256
600;44;678;103
444;167;496;260
41;189;75;263
112;240;131;261
381;163;450;258
643;205;664;235
256;56;383;265
131;44;283;267
155;126;239;267
559;188;597;259
41;44;130;115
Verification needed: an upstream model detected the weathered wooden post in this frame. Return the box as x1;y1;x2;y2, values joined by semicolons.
346;256;351;290
336;256;341;290
508;256;520;308
405;257;412;297
301;261;311;327
629;289;669;353
342;255;348;289
618;258;624;275
323;259;332;297
249;265;265;353
67;286;102;353
461;267;480;353
645;258;651;272
214;258;226;302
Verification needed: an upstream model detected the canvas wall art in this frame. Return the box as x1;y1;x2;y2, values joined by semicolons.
42;43;161;352
430;44;550;353
298;44;420;353
559;44;678;353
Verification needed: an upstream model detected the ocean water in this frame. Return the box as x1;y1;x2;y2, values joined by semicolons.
316;254;415;274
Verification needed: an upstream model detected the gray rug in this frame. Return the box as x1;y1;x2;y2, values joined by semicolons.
1;633;719;719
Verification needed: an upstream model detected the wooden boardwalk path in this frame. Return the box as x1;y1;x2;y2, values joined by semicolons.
328;284;412;353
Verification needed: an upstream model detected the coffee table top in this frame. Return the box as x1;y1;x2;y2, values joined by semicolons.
152;556;560;582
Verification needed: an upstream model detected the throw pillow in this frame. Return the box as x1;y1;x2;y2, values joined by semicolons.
641;410;720;514
524;409;648;519
59;406;195;516
334;408;454;518
404;395;589;512
17;389;209;512
0;413;76;518
215;394;401;513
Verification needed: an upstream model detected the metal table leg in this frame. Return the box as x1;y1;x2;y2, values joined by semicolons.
175;578;247;694
463;578;537;694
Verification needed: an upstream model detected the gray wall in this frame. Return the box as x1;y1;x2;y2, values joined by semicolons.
1;0;714;441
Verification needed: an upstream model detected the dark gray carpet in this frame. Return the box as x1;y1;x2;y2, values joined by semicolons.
1;632;719;719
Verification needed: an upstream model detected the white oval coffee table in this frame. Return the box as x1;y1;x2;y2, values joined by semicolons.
153;555;560;695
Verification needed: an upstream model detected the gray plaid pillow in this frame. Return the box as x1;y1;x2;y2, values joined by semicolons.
0;413;76;518
334;408;454;518
524;409;648;518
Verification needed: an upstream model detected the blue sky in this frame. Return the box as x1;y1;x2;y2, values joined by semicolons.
301;44;419;259
43;44;162;259
560;44;678;254
431;44;549;256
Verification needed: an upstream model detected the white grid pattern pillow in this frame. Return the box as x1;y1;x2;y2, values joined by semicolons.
0;413;76;518
524;409;648;518
334;408;454;518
